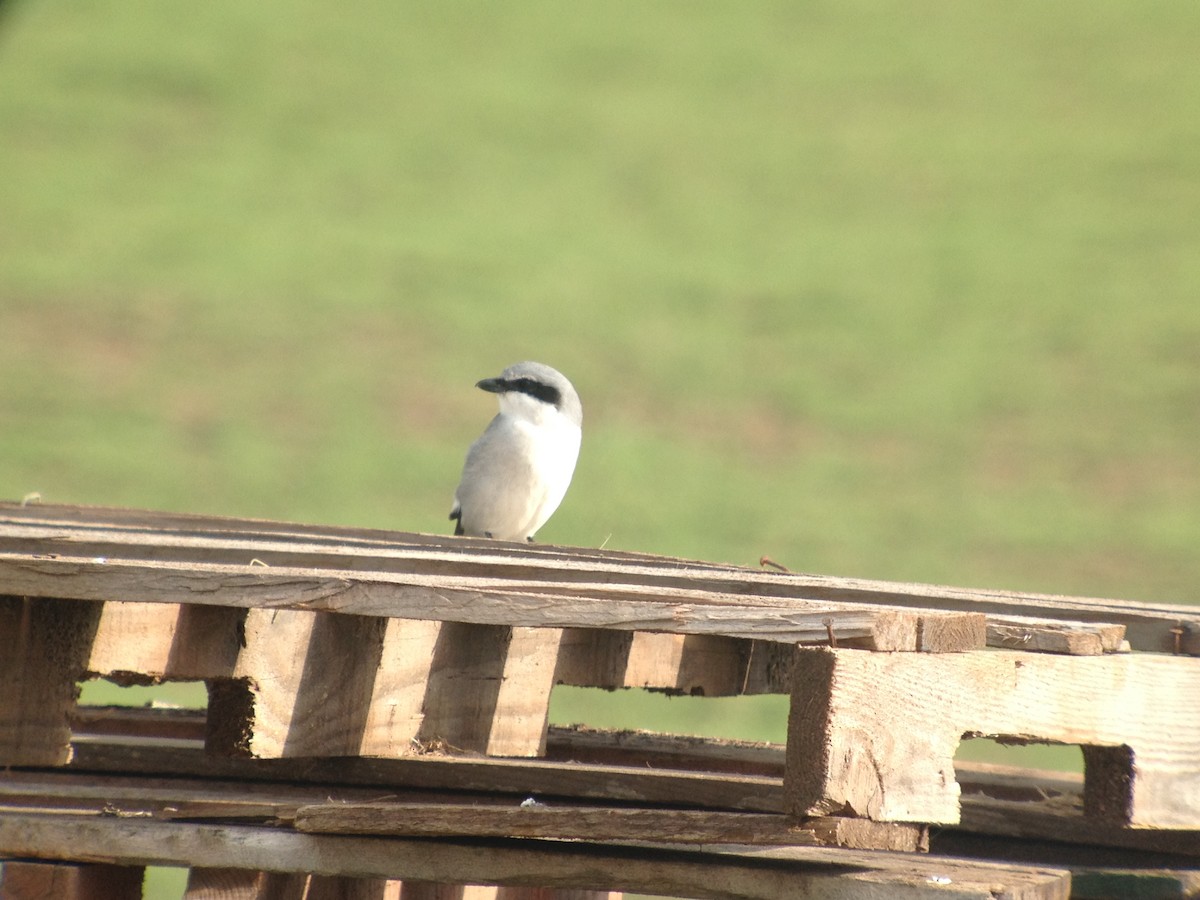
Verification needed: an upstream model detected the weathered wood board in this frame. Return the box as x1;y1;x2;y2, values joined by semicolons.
0;860;145;900
787;648;1200;828
0;594;973;762
51;711;1200;856
0;766;923;853
180;874;614;900
292;800;925;851
0;812;1072;899
4;503;1198;900
0;596;102;766
2;502;1193;653
0;552;983;651
984;616;1126;655
64;731;790;816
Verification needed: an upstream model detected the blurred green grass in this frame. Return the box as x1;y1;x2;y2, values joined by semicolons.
3;3;1200;892
3;1;1196;591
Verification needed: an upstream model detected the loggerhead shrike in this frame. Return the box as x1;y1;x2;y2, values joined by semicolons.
449;361;582;542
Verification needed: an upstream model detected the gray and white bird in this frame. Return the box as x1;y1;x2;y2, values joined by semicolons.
449;361;582;542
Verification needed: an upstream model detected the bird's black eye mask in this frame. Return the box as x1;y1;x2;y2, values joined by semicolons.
506;377;562;408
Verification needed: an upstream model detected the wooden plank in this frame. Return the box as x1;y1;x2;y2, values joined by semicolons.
0;552;983;652
185;867;256;899
85;602;242;681
0;812;1072;899
87;601;188;681
71;704;211;742
94;615;555;762
292;800;925;851
948;762;1200;858
918;611;993;653
55;715;1200;858
396;886;472;900
550;730;1196;852
308;876;403;900
4;765;1195;895
284;874;364;900
556;631;763;696
9;724;782;820
658;843;1071;899
945;776;1200;897
68;706;790;777
185;868;293;900
545;726;784;776
786;648;1200;827
1044;868;1200;900
951;804;1200;862
365;621;563;758
410;622;561;758
1;502;1192;654
623;633;748;694
986;616;1126;656
490;891;618;900
0;596;102;766
207;609;387;758
57;695;1200;863
361;618;443;755
184;884;608;900
553;631;799;696
552;630;634;688
0;766;920;854
0;766;415;817
182;880;597;900
64;736;788;815
0;860;145;900
0;511;984;652
487;627;562;757
185;869;401;899
928;830;1200;900
404;888;616;900
62;716;791;813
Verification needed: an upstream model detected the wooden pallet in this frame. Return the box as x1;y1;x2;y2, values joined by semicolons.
4;707;1199;898
2;503;1200;899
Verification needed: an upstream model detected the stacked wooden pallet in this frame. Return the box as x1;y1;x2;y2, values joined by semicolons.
0;502;1198;899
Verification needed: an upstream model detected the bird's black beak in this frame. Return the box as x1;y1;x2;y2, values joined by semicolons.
476;377;507;394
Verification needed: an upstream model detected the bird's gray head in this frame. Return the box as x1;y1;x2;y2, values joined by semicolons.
476;361;583;428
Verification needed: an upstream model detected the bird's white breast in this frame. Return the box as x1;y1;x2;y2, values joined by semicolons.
455;400;581;541
508;410;581;538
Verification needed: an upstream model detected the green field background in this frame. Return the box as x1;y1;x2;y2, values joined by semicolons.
2;2;1198;896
